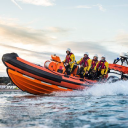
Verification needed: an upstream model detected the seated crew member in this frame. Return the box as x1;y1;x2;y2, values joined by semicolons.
88;54;99;79
63;48;75;75
96;55;109;79
76;52;92;78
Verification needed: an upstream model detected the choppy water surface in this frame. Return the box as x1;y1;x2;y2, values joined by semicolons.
0;81;128;128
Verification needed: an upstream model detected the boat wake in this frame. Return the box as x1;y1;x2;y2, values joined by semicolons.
54;80;128;97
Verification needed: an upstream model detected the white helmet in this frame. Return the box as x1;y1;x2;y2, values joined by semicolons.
120;52;125;57
84;52;89;56
120;52;128;58
94;54;98;58
101;55;106;58
66;48;71;52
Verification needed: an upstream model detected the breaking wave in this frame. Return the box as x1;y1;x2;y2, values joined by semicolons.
54;80;128;97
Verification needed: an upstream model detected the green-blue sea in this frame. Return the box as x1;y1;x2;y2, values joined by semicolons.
0;81;128;128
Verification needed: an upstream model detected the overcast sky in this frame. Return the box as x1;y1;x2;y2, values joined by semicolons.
0;0;128;76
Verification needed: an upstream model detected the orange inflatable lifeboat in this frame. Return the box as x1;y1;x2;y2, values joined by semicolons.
2;53;97;95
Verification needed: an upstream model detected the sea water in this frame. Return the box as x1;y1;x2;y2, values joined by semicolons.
0;81;128;128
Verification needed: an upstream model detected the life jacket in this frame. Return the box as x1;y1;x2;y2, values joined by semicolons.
65;53;73;63
79;57;90;67
91;59;98;69
97;60;106;69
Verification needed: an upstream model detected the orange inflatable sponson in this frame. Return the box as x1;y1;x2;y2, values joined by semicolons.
109;64;128;74
2;53;96;95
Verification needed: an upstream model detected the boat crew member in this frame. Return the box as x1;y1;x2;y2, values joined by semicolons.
76;52;92;78
113;52;128;66
88;54;99;79
63;48;75;75
96;55;109;79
